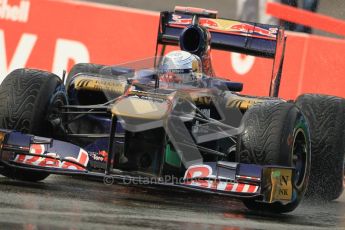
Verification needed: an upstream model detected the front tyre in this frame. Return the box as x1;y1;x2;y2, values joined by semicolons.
237;102;311;213
0;68;67;182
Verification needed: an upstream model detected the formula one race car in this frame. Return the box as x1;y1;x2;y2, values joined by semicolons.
0;6;344;213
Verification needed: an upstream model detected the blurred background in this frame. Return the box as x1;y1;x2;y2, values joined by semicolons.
1;0;344;99
85;0;345;38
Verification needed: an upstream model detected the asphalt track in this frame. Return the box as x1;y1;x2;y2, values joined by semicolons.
0;174;345;229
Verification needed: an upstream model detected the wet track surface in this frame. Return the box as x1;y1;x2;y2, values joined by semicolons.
0;175;345;229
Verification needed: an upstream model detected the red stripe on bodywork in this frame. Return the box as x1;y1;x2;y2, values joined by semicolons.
248;185;258;193
236;183;245;192
225;183;234;191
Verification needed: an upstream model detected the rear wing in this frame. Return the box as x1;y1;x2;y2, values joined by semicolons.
155;7;286;97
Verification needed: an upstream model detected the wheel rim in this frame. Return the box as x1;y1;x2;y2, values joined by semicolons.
292;128;308;188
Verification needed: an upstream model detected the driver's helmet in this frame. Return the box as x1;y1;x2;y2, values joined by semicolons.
160;50;202;84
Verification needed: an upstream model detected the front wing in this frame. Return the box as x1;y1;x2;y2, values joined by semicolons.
0;129;294;205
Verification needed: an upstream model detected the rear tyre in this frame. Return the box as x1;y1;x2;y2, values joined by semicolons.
237;102;311;213
295;94;345;200
0;68;67;182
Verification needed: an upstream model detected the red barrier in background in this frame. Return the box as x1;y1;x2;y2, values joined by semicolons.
266;2;345;37
0;0;344;99
265;2;345;98
0;0;159;76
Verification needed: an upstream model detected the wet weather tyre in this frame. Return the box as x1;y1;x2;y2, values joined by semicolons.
295;94;345;200
237;102;311;213
0;68;67;182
